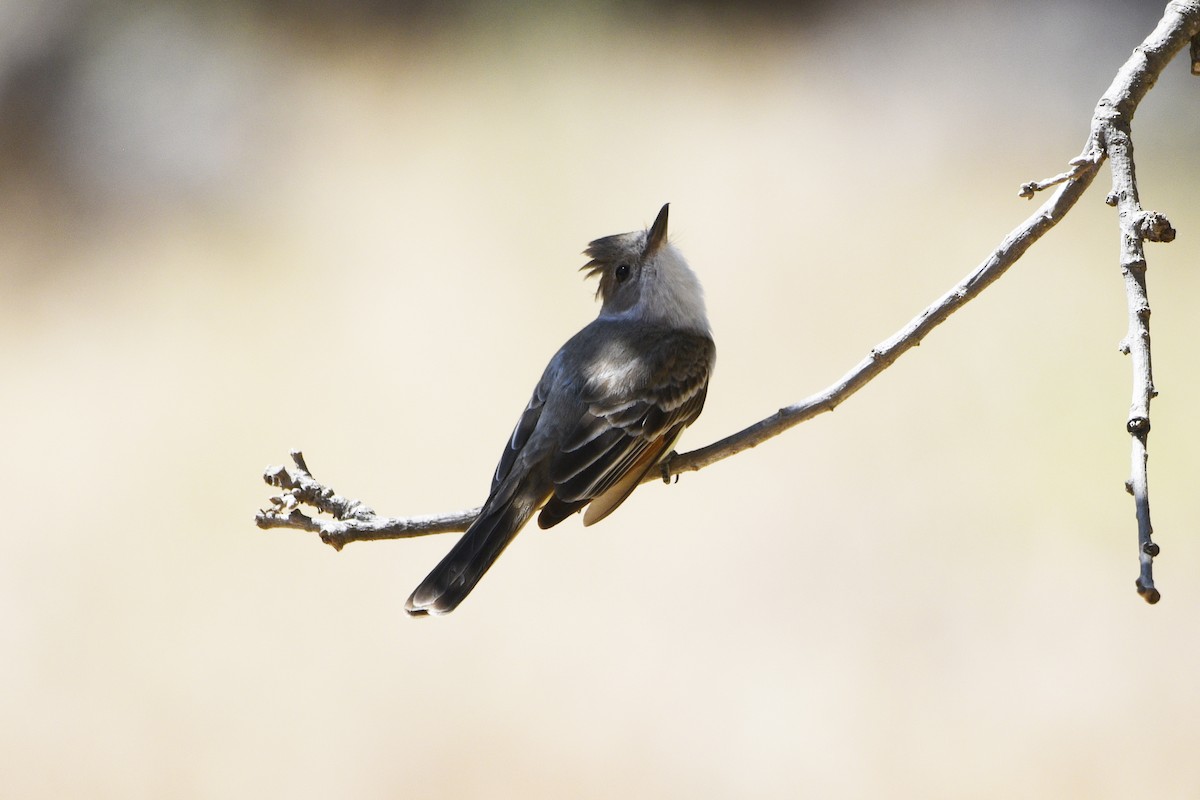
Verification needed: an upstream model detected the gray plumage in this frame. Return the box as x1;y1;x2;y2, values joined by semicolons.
405;204;715;616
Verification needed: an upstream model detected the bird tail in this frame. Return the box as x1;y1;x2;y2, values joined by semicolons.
405;492;538;616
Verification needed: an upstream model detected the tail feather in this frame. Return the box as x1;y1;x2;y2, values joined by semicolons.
405;496;534;616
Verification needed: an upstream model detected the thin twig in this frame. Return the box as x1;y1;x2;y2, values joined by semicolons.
1105;131;1178;604
1081;0;1196;603
1018;157;1094;199
1108;119;1167;603
257;450;480;549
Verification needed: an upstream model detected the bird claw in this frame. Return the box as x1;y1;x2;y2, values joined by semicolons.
660;451;680;484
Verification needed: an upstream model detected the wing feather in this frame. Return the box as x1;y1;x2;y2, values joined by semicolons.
538;330;714;528
490;376;549;496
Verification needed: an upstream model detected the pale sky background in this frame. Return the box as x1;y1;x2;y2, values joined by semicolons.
2;1;1199;797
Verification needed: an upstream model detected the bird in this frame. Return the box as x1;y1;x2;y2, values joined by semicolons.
405;204;715;615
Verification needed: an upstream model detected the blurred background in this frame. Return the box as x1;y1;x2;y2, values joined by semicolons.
3;0;1199;796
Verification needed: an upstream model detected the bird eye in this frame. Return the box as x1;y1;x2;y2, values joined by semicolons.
615;264;631;282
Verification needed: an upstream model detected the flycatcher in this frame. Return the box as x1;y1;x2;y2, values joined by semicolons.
406;204;715;615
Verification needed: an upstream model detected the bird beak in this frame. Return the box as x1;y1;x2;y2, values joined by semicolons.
645;203;670;255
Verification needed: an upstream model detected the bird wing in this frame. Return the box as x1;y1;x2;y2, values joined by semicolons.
489;374;550;498
543;330;714;527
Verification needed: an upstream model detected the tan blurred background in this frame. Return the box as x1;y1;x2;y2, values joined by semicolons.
3;0;1200;796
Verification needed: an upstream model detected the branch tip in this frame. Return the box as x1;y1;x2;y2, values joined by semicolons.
290;450;311;474
1136;580;1161;605
1018;171;1070;198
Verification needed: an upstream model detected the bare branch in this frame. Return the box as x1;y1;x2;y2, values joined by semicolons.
257;2;1200;600
657;163;1099;482
1085;0;1198;603
1018;157;1095;199
257;450;480;549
